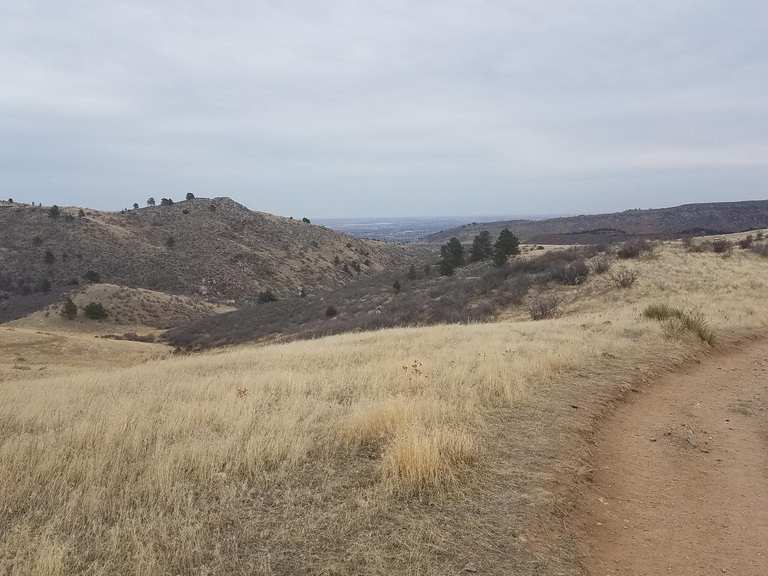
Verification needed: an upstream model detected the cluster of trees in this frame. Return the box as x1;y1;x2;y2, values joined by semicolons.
60;299;107;321
438;228;520;275
145;193;195;207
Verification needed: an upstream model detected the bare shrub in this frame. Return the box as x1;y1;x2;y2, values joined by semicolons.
617;239;652;259
711;238;733;255
750;243;768;257
552;260;589;285
738;235;754;250
478;267;509;294
528;294;559;320
611;269;638;289
590;255;612;274
495;276;531;306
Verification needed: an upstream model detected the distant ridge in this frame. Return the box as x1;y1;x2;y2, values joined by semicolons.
428;200;768;244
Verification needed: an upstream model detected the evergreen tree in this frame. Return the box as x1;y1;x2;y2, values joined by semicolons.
61;298;78;320
469;231;493;262
493;228;520;267
439;237;465;275
83;302;108;320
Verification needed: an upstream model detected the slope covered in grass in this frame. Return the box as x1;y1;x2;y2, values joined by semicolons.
1;240;767;575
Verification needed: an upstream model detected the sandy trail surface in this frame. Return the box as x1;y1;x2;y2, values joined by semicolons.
579;340;768;575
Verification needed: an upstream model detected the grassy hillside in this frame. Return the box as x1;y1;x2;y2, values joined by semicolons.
429;199;768;244
12;283;234;331
2;236;767;575
0;198;412;303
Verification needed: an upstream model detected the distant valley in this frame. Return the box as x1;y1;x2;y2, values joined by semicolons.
317;215;551;242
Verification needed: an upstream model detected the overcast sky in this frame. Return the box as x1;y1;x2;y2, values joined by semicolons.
2;1;767;217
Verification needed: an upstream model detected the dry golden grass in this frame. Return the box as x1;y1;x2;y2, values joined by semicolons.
1;240;767;574
0;326;168;383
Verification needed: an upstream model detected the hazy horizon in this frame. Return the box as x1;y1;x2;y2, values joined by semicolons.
2;1;767;217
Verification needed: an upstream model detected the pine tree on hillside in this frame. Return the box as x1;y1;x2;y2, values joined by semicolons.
493;228;520;267
439;237;465;276
61;298;78;320
469;231;493;262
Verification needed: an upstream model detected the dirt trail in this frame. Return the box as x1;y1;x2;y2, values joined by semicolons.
579;340;768;576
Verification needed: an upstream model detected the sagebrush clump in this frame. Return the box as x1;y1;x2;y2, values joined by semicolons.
611;269;638;289
528;294;559;320
617;239;652;259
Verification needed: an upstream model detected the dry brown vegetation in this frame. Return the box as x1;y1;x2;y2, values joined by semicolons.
13;284;233;331
0;198;413;303
166;245;603;349
1;237;767;574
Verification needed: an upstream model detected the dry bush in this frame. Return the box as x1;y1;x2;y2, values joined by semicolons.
643;303;714;345
528;294;559;320
738;235;754;250
552;259;589;285
617;239;653;259
611;269;638;289
477;267;509;294
685;239;712;253
711;238;733;255
590;255;612;274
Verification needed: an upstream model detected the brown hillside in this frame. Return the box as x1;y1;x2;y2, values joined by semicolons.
428;199;768;244
12;284;233;331
0;198;412;303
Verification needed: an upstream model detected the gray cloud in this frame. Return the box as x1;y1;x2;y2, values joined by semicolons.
1;0;767;216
